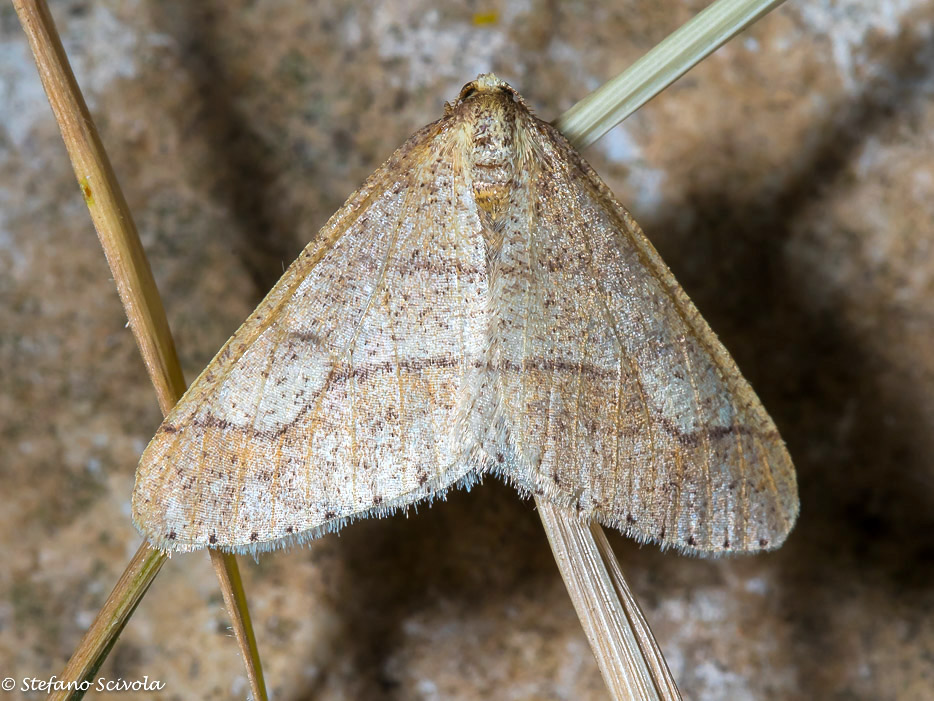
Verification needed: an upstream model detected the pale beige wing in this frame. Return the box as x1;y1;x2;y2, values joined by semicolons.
132;121;491;553
492;120;798;555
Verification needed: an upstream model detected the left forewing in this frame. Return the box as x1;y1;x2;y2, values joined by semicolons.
133;122;492;553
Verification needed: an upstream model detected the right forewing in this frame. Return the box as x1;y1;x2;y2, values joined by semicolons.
493;120;798;555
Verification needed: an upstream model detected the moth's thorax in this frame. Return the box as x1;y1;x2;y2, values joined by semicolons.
451;75;527;222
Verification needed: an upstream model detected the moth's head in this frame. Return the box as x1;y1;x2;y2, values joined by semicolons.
446;73;531;116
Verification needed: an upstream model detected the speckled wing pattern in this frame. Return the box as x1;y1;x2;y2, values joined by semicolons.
133;74;798;555
133;122;492;551
489;117;797;554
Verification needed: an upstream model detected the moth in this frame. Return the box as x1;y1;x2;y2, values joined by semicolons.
133;74;798;556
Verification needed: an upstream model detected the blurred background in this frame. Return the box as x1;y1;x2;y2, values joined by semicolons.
1;1;933;698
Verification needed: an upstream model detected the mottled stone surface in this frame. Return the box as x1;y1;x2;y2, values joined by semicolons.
1;1;933;699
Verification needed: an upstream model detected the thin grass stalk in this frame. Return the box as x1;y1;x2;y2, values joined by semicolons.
11;2;267;700
555;0;787;148
536;500;666;699
52;546;165;698
590;523;682;700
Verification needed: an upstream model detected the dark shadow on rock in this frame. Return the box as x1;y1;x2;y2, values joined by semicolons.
147;2;307;300
310;479;559;700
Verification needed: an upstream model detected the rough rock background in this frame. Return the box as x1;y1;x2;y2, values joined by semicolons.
2;0;933;699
